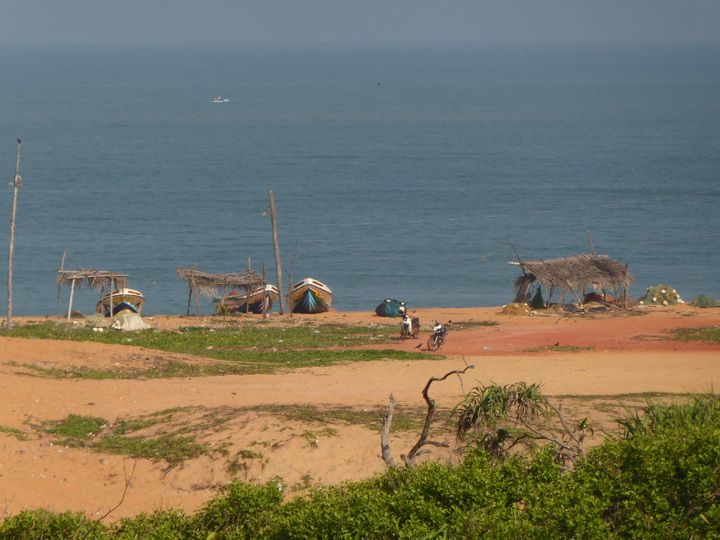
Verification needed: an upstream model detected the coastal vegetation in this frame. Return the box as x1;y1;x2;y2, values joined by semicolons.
23;404;436;471
2;393;718;537
674;326;720;344
4;322;433;376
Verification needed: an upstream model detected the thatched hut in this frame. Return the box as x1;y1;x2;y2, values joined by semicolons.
57;268;129;320
512;254;633;308
176;266;265;316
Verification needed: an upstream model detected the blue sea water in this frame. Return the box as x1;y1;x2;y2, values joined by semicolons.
0;42;718;316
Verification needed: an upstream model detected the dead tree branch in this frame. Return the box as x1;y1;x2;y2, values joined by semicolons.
381;394;398;468
95;460;137;522
382;364;474;468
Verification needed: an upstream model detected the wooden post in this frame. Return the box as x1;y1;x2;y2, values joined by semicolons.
587;230;596;256
194;286;202;316
56;251;67;316
7;140;22;329
67;279;76;322
261;262;268;319
268;190;286;314
108;275;114;318
287;271;294;316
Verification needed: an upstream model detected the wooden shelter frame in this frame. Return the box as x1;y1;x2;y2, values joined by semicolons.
57;269;129;321
176;266;265;316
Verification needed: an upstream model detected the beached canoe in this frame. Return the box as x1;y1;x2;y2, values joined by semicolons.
289;278;332;314
97;288;145;317
213;284;280;314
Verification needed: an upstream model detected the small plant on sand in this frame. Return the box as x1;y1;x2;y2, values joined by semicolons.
525;345;594;353
674;326;720;344
452;382;594;469
301;427;338;447
451;320;500;328
0;425;29;441
42;414;107;447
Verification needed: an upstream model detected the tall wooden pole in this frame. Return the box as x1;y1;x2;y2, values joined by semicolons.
587;230;596;256
67;280;76;322
268;190;286;314
261;261;268;319
7;140;22;329
56;251;67;316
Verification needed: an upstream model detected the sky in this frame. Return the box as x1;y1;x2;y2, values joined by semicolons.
1;0;718;46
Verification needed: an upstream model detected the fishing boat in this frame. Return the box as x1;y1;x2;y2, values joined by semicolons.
211;96;229;103
97;288;145;317
213;284;280;314
288;278;333;314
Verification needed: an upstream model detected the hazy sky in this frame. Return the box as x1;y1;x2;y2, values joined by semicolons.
1;0;717;45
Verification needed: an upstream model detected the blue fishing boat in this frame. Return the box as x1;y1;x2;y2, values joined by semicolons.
289;278;332;314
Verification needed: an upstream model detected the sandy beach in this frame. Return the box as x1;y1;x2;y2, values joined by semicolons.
0;304;718;521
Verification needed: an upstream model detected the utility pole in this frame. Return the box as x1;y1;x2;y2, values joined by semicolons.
268;190;286;313
7;140;22;329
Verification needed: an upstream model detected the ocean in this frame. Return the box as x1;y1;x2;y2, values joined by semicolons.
0;42;718;317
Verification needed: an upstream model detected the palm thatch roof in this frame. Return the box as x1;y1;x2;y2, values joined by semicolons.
57;268;129;290
512;254;632;305
176;266;265;315
56;268;130;320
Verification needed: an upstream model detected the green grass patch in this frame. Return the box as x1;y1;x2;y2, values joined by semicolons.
35;408;228;468
525;345;595;353
30;404;441;469
674;326;720;344
4;322;432;378
7;348;431;380
5;322;394;349
451;320;500;328
43;414;107;439
0;425;29;441
246;403;452;433
93;433;209;466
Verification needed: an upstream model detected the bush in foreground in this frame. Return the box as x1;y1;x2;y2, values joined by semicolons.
2;395;719;538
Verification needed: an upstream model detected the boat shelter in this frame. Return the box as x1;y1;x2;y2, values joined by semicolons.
57;268;129;320
176;266;265;316
511;253;633;308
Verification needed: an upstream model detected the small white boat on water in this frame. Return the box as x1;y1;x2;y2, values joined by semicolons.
288;278;332;314
97;288;145;317
213;284;280;314
211;96;229;103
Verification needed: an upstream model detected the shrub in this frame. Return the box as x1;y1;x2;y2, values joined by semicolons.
192;479;284;537
0;509;104;539
691;294;720;308
3;395;720;538
110;509;196;539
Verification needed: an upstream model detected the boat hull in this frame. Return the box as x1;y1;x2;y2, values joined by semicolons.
97;288;145;317
214;285;279;314
289;278;332;314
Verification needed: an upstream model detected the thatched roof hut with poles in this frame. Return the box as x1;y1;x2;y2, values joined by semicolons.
176;266;265;316
511;253;633;309
57;268;129;320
